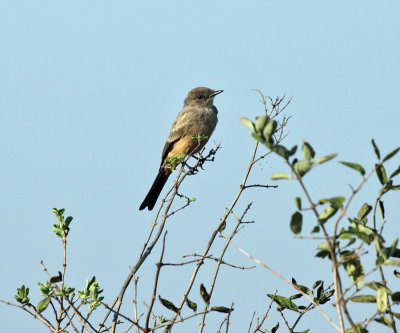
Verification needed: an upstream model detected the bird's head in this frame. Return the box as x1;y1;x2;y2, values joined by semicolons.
184;87;223;108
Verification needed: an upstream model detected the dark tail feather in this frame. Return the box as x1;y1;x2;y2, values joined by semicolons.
139;168;170;210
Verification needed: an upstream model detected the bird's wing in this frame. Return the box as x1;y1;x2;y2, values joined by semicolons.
160;108;194;164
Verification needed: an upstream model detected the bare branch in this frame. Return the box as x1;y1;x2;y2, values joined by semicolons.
144;232;168;333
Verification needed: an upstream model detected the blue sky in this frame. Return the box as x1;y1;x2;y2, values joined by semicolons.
1;1;399;332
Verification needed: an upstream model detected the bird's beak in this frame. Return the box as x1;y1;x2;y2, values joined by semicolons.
210;90;223;97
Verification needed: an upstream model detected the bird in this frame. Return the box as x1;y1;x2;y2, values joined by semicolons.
139;87;223;211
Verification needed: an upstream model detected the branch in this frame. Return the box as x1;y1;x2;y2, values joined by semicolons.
221;236;340;331
165;142;262;331
111;147;219;332
144;232;168;333
0;299;57;332
199;203;253;332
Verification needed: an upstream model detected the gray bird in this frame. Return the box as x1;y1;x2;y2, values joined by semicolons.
139;87;223;210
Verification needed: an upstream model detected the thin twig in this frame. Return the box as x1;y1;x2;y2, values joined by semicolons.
247;311;256;333
198;203;253;332
144;232;168;333
278;309;291;330
0;300;57;332
97;297;118;332
132;277;139;333
164;254;255;270
224;303;234;333
252;290;277;333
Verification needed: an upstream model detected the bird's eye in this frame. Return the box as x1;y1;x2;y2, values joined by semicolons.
197;95;203;99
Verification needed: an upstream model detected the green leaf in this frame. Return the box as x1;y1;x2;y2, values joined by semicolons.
159;296;178;313
371;139;381;160
52;208;65;218
375;164;387;185
288;145;298;157
315;249;330;259
351;221;377;237
319;196;345;209
315;241;333;259
316;281;324;300
377;287;388;313
318;206;338;224
302;141;315;161
311;226;320;234
293;160;312;177
77;276;103;310
289;293;303;300
316;153;338;165
255;115;269;134
263;120;277;142
14;285;30;305
339;161;366;176
341;226;372;245
64;216;73;226
375;316;394;329
37;297;51;314
387;239;398;257
394;270;400;278
391;292;400;302
252;132;265;143
271;322;279;333
358;203;372;220
210;306;233;313
390;165;400;179
185;297;197;313
157;316;169;324
383;147;400;162
186;197;196;203
319;290;334;304
393;249;400;258
239;117;255;132
271;172;292;180
267;294;299;312
313;280;323;290
340;251;364;286
294;197;302;210
351;295;377;303
51;208;73;238
339;230;356;246
291;279;310;294
344;323;367;333
56;285;75;297
292;279;312;296
272;144;290;160
365;281;392;294
290;212;302;234
378;200;385;219
200;283;210;305
37;282;54;297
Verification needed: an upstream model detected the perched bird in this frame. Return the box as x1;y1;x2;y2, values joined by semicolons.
139;87;223;210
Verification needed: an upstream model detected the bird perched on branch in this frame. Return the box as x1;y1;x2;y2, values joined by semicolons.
139;87;223;211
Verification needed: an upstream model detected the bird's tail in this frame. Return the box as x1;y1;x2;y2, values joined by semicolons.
139;168;171;211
